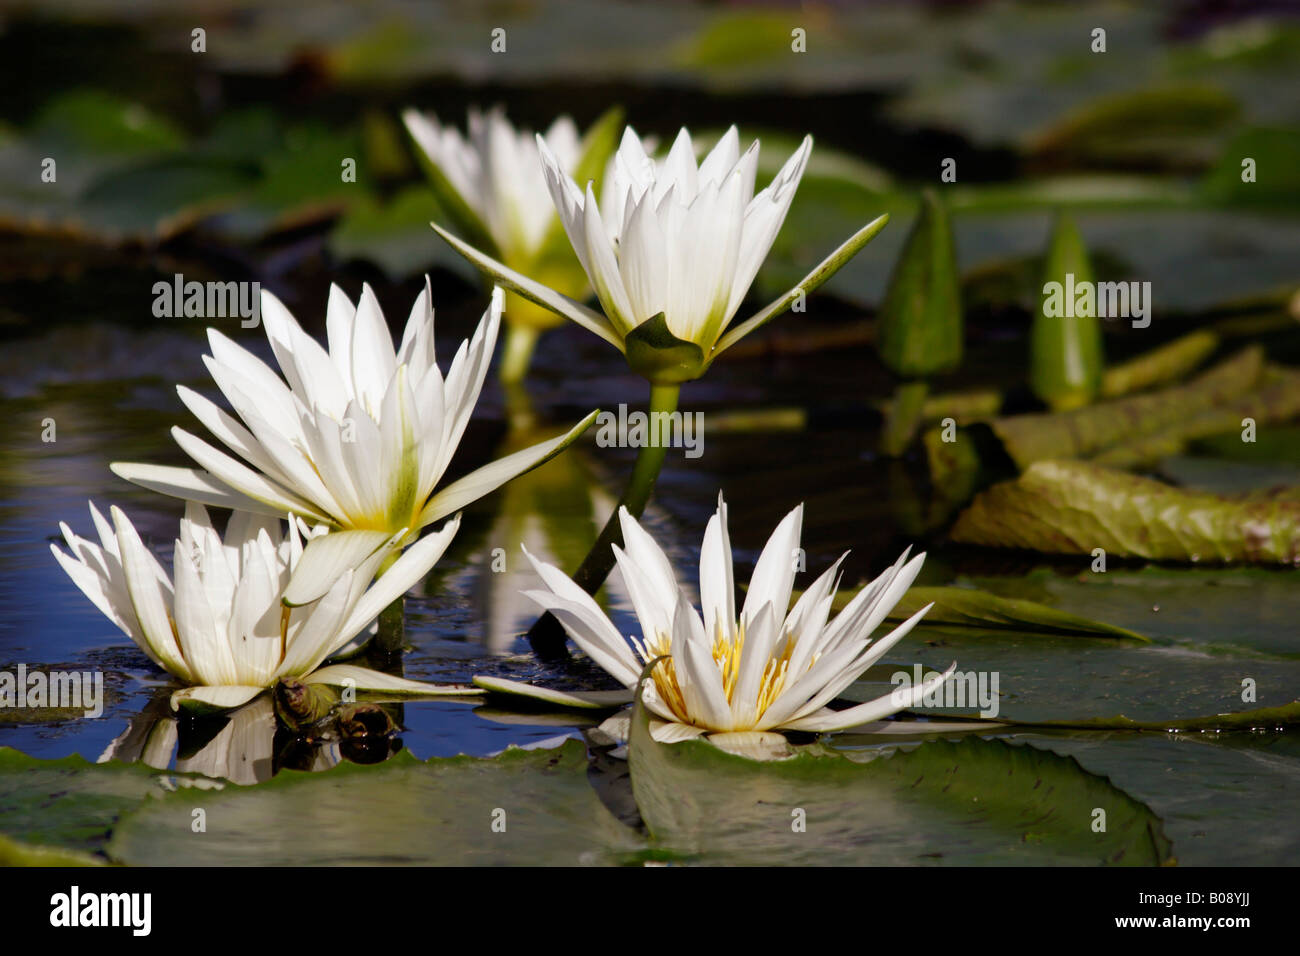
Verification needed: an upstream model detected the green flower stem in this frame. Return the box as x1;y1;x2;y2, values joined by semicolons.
375;550;405;653
527;381;681;659
879;380;930;457
500;324;541;385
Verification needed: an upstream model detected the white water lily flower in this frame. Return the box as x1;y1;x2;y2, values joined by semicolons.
432;126;889;383
406;106;628;380
403;106;584;267
50;501;477;713
486;495;954;743
110;283;596;536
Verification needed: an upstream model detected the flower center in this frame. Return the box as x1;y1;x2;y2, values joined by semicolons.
635;619;802;731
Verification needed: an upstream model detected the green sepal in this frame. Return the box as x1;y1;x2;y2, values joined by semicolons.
624;313;708;384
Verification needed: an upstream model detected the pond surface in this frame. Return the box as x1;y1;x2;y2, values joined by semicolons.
2;282;1298;864
2;0;1299;866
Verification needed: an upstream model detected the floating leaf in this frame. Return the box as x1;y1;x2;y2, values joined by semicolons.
0;832;106;867
887;586;1150;641
328;186;476;281
1100;329;1220;398
0;747;179;857
1094;366;1300;469
1025;86;1239;167
626;675;1173;865
917;700;1300;733
988;347;1264;469
102;742;643;865
1202;127;1300;207
951;459;1300;564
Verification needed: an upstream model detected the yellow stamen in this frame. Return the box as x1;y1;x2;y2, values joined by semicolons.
640;618;803;731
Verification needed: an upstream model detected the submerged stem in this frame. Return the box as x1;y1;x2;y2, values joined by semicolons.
374;550;405;653
527;381;681;659
500;324;541;385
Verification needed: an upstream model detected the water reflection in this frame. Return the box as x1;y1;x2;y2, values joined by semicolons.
96;688;424;784
453;386;630;654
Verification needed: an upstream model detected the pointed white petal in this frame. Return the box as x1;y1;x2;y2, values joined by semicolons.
170;685;264;714
109;463;302;520
172;541;239;686
779;664;957;732
170;428;331;524
740;503;803;626
111;506;190;682
350;284;398;417
698;495;736;638
649;720;709;743
281;530;394;607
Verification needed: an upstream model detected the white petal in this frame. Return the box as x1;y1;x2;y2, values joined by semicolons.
611;544;675;650
649;720;708;743
277;569;354;678
698;494;735;639
109;463;302;521
111;506;190;682
724;135;810;321
325;283;358;390
170;685;264;714
582;183;639;334
617;190;668;327
518;585;642;688
170;428;331;524
176;385;294;489
172;540;239;685
779;664;957;732
671;595;730;730
731;601;778;728
350;284;398;417
260;290;349;420
697;126;740;187
50;542;150;658
616;507;678;610
714;213;889;356
740;503;803;627
281;530;394;607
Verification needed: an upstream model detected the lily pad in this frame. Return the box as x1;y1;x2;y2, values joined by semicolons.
107;741;642;865
889;586;1149;641
0;747;180;856
626;675;1173;865
951;459;1300;564
327;186;476;282
910;700;1300;733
